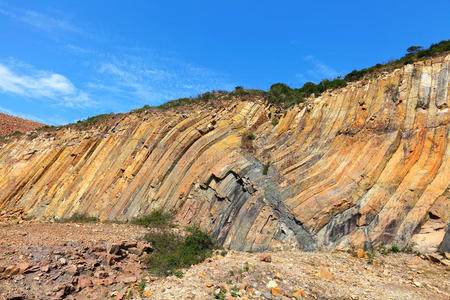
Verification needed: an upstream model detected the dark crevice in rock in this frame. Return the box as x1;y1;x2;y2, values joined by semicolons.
438;223;450;252
257;159;317;251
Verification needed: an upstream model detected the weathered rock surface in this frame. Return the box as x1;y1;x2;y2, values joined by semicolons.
0;55;449;252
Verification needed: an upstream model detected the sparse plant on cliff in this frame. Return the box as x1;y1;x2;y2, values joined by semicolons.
263;161;271;175
385;84;400;103
241;133;256;150
246;133;256;140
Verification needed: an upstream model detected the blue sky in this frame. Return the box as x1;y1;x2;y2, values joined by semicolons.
0;1;449;125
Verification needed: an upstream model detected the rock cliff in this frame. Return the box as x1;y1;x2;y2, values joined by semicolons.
0;55;448;252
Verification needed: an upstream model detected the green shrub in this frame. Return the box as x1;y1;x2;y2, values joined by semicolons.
56;213;99;223
271;120;279;126
260;40;450;108
391;245;400;253
131;209;173;228
143;226;217;276
246;133;256;140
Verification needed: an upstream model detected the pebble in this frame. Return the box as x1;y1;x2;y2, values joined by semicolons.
267;280;278;288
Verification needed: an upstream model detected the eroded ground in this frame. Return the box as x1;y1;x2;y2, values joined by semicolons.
0;222;448;300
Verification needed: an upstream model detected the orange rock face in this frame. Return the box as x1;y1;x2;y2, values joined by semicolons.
0;55;449;252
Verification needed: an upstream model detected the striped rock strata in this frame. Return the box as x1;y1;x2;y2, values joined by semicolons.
0;55;449;252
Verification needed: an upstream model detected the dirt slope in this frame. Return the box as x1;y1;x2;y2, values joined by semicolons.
0;112;45;136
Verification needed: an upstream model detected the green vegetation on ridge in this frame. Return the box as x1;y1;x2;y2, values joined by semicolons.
132;40;449;110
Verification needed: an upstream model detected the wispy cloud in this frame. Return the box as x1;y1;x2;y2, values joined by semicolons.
0;61;93;108
91;52;233;106
296;55;340;84
0;2;89;38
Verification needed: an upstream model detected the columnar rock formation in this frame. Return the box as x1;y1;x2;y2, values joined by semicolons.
0;55;448;252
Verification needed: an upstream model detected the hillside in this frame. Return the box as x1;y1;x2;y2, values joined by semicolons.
0;112;45;136
0;54;449;255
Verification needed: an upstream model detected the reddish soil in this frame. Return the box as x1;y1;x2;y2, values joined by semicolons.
0;112;46;136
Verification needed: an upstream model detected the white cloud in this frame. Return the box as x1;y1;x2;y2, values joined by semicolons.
0;62;93;107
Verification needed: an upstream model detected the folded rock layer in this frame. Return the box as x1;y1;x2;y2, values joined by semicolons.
0;55;449;252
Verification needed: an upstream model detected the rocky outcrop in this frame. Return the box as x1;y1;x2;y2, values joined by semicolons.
0;55;448;252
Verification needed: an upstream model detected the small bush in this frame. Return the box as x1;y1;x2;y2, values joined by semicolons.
246;133;256;140
271;120;279;126
390;245;400;253
143;226;217;276
131;209;173;228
